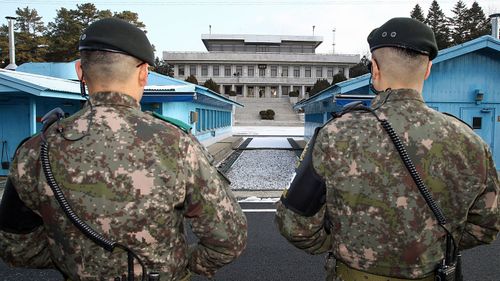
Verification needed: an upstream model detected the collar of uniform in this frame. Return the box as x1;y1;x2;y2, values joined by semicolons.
89;92;140;109
371;88;424;108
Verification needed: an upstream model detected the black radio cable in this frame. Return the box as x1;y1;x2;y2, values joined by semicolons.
39;78;149;280
40;139;147;280
349;104;459;266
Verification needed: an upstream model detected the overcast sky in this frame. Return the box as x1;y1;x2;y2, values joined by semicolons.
1;0;499;59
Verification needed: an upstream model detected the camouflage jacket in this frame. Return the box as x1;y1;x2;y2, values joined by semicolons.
0;92;247;280
276;89;500;279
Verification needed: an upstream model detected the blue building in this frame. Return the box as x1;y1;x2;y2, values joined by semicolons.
0;69;84;175
296;35;500;165
142;72;243;144
0;63;242;176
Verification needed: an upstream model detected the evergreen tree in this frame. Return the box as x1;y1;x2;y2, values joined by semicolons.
464;1;491;42
185;74;198;85
152;57;173;77
450;0;469;45
425;0;451;49
45;7;83;62
310;79;330;95
113;11;145;30
331;73;347;85
13;7;48;64
45;3;147;62
349;55;370;78
203;78;220;93
0;25;9;67
75;3;101;27
410;4;426;22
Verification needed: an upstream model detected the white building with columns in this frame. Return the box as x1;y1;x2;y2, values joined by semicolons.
163;34;359;99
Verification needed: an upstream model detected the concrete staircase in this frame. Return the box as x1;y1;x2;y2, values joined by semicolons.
234;97;304;126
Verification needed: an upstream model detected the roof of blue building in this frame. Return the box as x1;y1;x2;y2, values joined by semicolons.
0;69;84;100
13;62;243;108
144;72;244;108
16;61;79;80
295;35;500;109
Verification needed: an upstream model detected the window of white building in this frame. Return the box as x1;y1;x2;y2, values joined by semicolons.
327;67;334;78
178;65;185;76
224;65;231;76
316;67;322;78
271;65;278;77
305;66;311;78
259;68;266;77
293;66;300;78
236;65;242;76
202;65;208;76
190;65;197;76
248;66;254;77
213;65;219;76
282;66;288;77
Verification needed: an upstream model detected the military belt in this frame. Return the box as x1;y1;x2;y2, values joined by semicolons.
336;261;434;281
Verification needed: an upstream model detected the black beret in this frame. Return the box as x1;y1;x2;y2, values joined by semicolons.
79;18;155;65
367;17;438;60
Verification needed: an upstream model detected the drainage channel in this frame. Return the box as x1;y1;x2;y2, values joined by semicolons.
217;137;253;174
219;137;304;191
287;138;303;158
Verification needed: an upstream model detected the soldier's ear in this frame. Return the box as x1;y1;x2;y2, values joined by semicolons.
138;63;149;87
371;59;381;81
75;60;84;82
424;61;432;80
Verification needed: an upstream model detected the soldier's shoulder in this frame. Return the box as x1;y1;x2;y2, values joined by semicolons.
437;111;488;147
440;112;472;130
147;111;192;134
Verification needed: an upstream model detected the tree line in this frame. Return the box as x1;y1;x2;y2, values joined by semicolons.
411;0;492;50
0;3;172;75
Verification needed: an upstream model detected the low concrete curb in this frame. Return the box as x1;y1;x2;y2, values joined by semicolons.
233;190;283;200
207;136;244;165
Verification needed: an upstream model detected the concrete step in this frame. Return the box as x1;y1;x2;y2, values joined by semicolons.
235;120;304;126
234;96;302;126
207;137;243;164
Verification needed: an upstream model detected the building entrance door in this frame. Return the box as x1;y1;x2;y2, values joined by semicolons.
259;89;265;98
271;87;278;98
460;107;495;149
248;87;255;97
236;86;243;96
0;103;30;175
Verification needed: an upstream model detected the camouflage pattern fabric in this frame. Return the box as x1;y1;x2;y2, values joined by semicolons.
0;92;247;280
276;88;500;280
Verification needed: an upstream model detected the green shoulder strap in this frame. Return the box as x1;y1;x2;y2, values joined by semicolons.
152;112;192;134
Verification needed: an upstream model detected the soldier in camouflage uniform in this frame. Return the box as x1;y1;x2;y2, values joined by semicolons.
0;18;247;280
276;17;499;280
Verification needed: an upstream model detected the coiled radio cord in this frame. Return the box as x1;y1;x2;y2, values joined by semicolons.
340;102;458;266
39;107;148;281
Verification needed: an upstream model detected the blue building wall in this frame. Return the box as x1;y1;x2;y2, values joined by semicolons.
0;93;81;175
142;73;240;144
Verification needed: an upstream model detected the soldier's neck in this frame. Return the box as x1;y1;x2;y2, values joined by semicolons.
87;83;143;102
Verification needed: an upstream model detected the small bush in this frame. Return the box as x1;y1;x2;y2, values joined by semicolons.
260;109;275;120
228;90;237;96
289;91;299;97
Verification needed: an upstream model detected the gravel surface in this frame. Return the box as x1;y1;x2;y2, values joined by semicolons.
227;150;296;190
